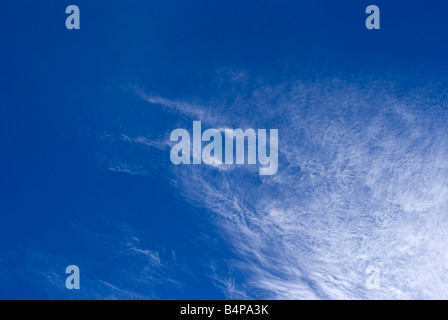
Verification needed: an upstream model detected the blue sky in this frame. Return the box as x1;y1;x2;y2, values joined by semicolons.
1;0;448;299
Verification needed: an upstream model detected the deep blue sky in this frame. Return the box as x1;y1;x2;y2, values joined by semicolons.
1;1;448;299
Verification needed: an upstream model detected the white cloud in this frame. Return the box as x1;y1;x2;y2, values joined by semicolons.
101;75;448;299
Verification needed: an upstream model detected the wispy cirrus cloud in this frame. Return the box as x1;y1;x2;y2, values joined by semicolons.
95;73;448;299
134;86;218;124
